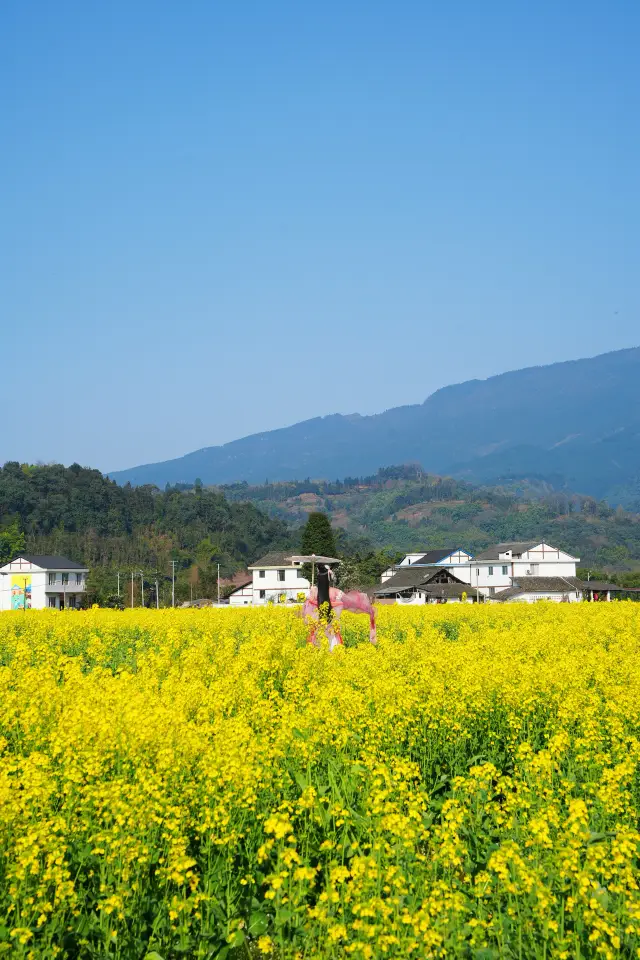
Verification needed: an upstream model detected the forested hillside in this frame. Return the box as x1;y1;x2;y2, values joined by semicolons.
219;465;640;572
0;462;292;604
3;461;640;608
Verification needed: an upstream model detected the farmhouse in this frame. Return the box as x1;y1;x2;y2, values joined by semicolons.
247;552;310;605
374;566;476;604
0;555;89;611
227;578;254;606
381;548;472;582
377;541;586;603
492;576;585;604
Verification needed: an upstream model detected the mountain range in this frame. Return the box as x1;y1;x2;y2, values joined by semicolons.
110;347;640;506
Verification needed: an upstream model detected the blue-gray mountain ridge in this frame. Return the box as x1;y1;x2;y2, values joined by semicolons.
110;347;640;507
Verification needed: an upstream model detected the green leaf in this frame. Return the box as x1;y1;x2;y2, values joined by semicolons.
587;831;615;844
145;954;165;960
294;770;309;791
249;912;269;936
229;929;246;948
0;927;9;941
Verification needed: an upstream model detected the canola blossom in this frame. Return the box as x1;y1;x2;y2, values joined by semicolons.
1;604;640;959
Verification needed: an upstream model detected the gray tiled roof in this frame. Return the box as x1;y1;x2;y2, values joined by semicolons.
581;580;623;591
374;566;466;596
248;552;296;569
493;576;584;601
475;541;540;561
227;578;253;593
11;555;87;570
413;548;464;565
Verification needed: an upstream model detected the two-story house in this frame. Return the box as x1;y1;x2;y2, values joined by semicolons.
468;541;579;597
0;555;89;610
381;548;472;582
247;552;311;605
378;541;580;602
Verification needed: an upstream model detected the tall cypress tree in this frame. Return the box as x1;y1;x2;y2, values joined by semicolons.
300;513;337;581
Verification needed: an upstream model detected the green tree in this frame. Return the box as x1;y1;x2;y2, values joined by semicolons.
0;521;25;565
300;512;337;558
300;512;337;581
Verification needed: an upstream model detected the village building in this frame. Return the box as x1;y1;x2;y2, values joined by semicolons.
0;555;88;611
377;541;588;603
247;552;311;605
227;578;254;606
381;548;472;582
374;566;476;604
492;575;585;603
469;542;580;597
381;541;580;599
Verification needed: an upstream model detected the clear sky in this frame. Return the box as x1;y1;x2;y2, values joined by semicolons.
2;0;638;472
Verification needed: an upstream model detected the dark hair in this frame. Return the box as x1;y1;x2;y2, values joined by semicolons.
316;563;332;614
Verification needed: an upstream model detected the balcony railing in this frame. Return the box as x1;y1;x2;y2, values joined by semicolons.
46;577;86;590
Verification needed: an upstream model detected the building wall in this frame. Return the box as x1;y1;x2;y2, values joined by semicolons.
251;566;310;605
0;568;47;610
0;560;87;611
229;585;253;607
506;590;582;604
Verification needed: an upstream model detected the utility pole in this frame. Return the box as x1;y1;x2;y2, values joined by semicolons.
170;560;177;607
155;573;159;609
117;571;121;597
131;570;134;609
140;571;144;608
217;563;220;604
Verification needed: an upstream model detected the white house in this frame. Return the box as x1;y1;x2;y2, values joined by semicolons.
227;579;254;606
381;548;472;582
468;542;579;597
247;552;310;605
379;541;581;602
0;555;89;611
374;565;476;604
493;576;584;603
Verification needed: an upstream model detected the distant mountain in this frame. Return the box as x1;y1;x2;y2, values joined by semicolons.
110;347;640;502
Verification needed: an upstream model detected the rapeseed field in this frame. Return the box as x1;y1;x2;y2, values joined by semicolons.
1;604;640;959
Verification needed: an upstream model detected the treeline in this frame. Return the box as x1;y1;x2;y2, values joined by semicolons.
0;462;292;604
210;464;640;572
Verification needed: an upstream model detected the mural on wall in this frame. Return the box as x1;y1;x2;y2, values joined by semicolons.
11;575;32;610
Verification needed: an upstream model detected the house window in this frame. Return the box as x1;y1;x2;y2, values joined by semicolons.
67;595;75;609
48;572;56;585
61;573;69;585
259;570;265;578
297;568;305;578
48;597;57;609
76;573;83;585
489;587;496;596
488;566;494;576
277;570;285;582
259;590;266;600
502;565;508;576
530;564;539;575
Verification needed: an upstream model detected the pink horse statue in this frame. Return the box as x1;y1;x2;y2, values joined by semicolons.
302;586;377;650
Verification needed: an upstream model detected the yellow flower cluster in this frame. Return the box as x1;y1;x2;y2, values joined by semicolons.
0;603;640;958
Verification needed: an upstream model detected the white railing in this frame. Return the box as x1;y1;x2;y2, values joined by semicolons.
46;577;86;590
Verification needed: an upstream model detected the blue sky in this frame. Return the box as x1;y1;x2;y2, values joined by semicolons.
2;0;638;471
